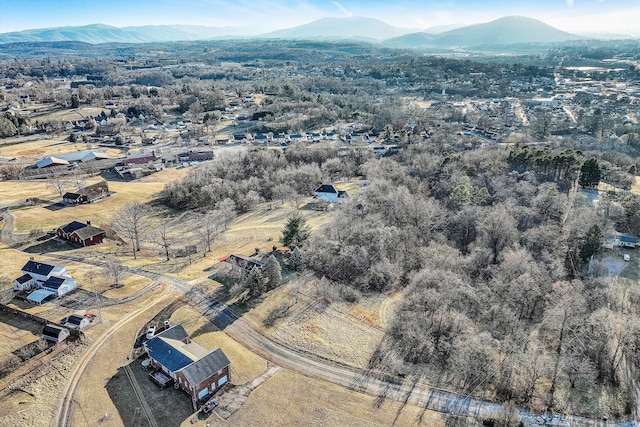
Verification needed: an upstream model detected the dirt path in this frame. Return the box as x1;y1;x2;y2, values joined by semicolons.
214;364;283;419
0;209;15;243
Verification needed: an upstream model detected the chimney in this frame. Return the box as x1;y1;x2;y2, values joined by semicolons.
86;220;91;225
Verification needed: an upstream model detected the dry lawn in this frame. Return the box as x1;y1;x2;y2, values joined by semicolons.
169;306;267;385
28;106;106;122
184;370;445;427
9;167;188;233
0;137;120;159
243;280;389;369
0;311;42;359
632;176;640;195
176;204;332;281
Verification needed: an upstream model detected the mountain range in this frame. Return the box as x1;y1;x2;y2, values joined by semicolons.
0;16;595;47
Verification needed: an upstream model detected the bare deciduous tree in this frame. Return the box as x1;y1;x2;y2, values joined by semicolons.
47;173;69;198
197;211;218;256
111;201;151;258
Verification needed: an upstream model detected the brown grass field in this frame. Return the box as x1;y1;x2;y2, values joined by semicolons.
240;278;393;369
185;370;445;427
632;176;640;195
8;167;189;233
0;137;121;159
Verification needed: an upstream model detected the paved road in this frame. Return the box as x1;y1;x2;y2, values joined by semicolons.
50;253;638;427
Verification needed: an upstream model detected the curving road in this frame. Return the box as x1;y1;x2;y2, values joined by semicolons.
55;296;168;427
50;253;638;427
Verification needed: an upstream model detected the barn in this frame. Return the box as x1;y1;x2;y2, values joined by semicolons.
144;325;230;408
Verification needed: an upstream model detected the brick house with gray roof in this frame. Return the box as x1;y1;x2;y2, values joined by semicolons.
144;325;230;408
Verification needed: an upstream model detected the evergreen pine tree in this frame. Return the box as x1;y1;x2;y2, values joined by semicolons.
280;214;311;249
579;158;601;188
264;254;282;290
289;246;304;271
244;267;266;298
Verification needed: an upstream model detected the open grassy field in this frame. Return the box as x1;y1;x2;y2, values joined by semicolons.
0;310;42;359
9;167;188;233
186;370;445;427
239;278;390;369
169;305;267;385
0;137;121;159
632;176;640;195
176;203;333;281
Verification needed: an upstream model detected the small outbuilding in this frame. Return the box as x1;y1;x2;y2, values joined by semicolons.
65;314;90;329
42;325;70;343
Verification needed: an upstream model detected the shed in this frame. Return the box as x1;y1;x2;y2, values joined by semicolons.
65;314;90;329
42;325;70;343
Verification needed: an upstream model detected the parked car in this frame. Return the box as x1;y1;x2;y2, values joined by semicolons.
624;254;631;261
60;316;69;325
84;313;97;321
202;399;218;413
164;320;171;330
146;325;156;339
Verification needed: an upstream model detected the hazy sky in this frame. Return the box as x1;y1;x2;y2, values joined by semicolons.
1;0;638;34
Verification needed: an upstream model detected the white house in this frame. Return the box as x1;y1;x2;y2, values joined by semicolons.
41;276;77;297
314;184;349;203
20;260;68;285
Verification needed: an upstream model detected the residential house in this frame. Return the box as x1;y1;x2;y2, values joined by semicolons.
314;184;349;203
20;260;68;284
220;254;266;271
144;325;231;406
619;235;638;248
18;259;77;301
62;181;111;205
56;220;106;246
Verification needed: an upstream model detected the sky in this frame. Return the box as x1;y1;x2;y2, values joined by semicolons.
0;0;638;35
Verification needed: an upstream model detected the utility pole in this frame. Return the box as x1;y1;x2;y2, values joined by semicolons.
89;273;102;324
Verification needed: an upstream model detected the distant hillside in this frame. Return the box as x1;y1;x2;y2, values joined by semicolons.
262;17;417;41
383;32;438;49
0;16;586;46
435;16;581;46
385;16;582;49
0;24;253;44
